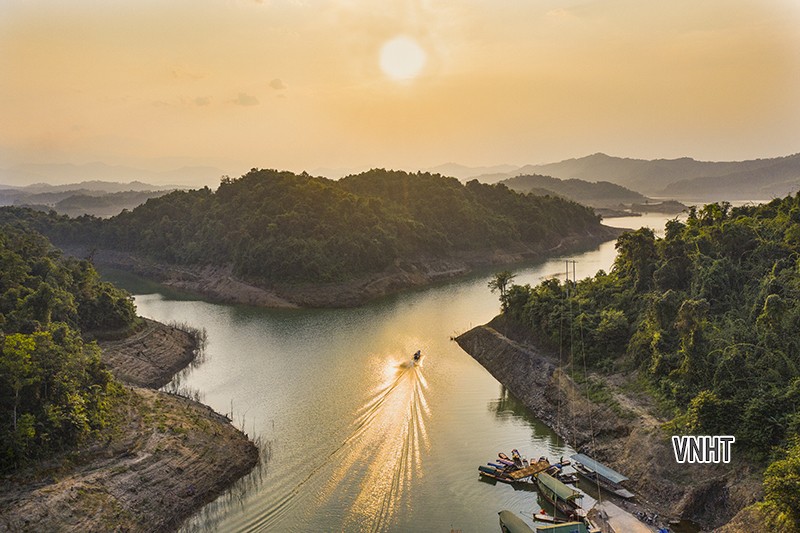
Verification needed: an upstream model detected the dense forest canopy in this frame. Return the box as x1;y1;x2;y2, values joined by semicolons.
0;169;603;285
497;194;800;528
0;225;137;473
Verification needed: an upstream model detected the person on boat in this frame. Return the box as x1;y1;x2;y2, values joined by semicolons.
413;350;421;362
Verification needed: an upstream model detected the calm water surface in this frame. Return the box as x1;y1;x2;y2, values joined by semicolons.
105;213;674;532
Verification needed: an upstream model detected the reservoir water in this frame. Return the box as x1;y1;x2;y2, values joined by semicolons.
105;213;675;532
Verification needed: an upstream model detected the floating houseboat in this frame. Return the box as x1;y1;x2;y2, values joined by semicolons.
570;453;635;499
536;472;586;521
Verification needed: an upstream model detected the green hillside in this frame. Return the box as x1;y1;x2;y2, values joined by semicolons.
497;194;800;529
1;169;604;286
0;226;137;473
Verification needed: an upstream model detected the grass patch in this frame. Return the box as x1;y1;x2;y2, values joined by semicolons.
620;372;678;421
572;372;632;419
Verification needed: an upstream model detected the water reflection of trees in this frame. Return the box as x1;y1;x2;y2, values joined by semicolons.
160;323;208;400
487;386;564;450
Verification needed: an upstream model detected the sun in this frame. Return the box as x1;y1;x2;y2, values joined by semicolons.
379;36;427;81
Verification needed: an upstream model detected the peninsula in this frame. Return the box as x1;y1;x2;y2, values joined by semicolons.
0;226;258;532
457;196;800;532
0;169;619;308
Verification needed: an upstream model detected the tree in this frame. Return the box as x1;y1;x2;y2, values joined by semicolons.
488;271;516;311
0;225;129;472
613;228;657;292
763;438;800;530
0;334;37;435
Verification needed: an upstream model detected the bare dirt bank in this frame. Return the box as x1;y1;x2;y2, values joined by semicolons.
0;321;258;532
455;316;763;531
61;226;621;308
0;388;258;533
97;318;197;389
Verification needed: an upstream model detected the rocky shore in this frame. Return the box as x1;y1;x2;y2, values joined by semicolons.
0;321;259;533
455;316;764;531
97;318;198;389
61;226;621;308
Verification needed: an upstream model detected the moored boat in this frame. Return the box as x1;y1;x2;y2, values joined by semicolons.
499;510;536;533
570;453;635;499
536;472;586;521
512;449;524;468
534;521;592;533
555;472;578;485
507;457;551;481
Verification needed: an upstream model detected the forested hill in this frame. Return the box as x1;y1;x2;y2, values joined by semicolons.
0;169;607;286
337;170;600;249
498;194;800;529
497;173;647;207
0;226;137;472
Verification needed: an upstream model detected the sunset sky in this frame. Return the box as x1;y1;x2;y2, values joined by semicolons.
2;0;799;179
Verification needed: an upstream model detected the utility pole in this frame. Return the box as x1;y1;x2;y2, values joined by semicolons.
565;259;577;295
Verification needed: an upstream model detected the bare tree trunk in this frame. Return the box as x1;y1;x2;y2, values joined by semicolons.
13;389;18;432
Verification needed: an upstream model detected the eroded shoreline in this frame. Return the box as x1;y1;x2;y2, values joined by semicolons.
97;318;198;389
60;226;621;308
455;316;763;531
0;321;259;533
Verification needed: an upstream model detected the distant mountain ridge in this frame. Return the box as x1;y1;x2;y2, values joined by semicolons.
6;152;799;201
425;162;520;180
472;152;800;200
660;153;800;200
2;180;175;194
0;162;226;187
0;180;178;217
499;174;647;207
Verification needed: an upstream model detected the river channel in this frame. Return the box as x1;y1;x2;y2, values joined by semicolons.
104;213;675;532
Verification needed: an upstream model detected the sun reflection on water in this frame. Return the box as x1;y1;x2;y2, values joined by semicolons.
316;356;431;532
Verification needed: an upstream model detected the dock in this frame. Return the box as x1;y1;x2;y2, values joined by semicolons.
536;522;592;533
588;501;655;533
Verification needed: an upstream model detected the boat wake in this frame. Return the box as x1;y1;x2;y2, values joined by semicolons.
238;358;431;532
319;358;431;532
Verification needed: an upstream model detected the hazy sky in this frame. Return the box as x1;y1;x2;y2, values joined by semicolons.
2;0;799;177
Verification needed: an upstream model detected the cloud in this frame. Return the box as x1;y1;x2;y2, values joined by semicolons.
171;66;205;80
546;8;576;20
194;96;211;106
232;92;260;106
270;78;286;90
